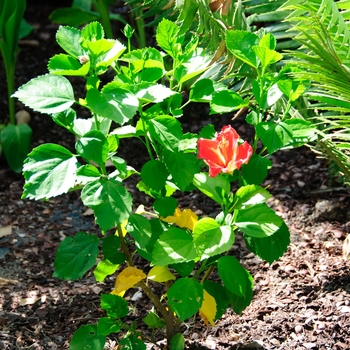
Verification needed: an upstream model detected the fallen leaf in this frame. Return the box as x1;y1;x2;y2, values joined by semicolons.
342;234;350;260
0;226;12;238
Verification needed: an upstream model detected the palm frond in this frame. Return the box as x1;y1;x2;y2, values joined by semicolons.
282;0;350;185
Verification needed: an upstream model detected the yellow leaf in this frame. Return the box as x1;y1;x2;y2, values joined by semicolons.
111;266;146;296
148;266;176;283
161;208;198;231
199;290;217;326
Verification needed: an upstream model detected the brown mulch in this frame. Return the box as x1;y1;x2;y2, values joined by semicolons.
1;2;350;350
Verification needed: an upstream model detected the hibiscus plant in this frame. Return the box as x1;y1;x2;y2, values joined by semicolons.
13;19;316;349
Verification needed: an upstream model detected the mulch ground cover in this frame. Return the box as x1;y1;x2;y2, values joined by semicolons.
1;2;350;349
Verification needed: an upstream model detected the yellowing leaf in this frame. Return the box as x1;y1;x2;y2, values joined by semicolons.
199;290;217;326
161;208;198;231
148;266;176;283
111;266;146;296
117;219;128;237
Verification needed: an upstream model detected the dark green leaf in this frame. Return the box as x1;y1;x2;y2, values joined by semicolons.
81;178;132;232
102;235;125;265
1;123;32;173
203;281;229;320
97;317;121;336
70;325;106;350
168;278;203;321
143;311;166;329
141;160;169;192
241;154;271;185
153;197;178;217
234;203;283;238
100;294;129;319
217;256;249;297
53;232;99;280
163;150;200;191
244;222;290;264
76;130;109;168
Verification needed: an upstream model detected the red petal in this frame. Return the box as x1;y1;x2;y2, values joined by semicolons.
217;126;239;162
235;142;253;168
198;138;225;168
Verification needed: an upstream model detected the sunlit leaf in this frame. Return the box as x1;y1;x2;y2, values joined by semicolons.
148;266;176;283
161;208;198;231
13;74;75;114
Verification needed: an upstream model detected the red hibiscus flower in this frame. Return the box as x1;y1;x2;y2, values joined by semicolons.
198;125;253;177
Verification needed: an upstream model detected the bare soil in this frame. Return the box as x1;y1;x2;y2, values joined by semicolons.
1;2;350;350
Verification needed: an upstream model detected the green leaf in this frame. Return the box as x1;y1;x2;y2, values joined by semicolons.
13;74;75;114
143;311;166;329
48;53;90;76
148;116;183;152
100;293;129;319
189;79;226;102
97;317;121;336
241;154;271;185
152;228;197;266
86;85;138;125
176;48;211;85
49;7;99;27
277;79;306;101
224;272;254;315
244;222;290;264
226;30;260;68
51;108;76;129
217;256;250;297
94;259;120;282
284;119;317;146
259;33;276;50
81;21;104;41
76;130;109;168
203;281;229;320
170;261;194;277
127;215;163;261
193;173;230;205
232;185;271;210
102;235;125;265
170;333;185;350
22;144;78;200
141;160;169;192
136;85;175;103
234;203;283;238
1;123;32;173
156;18;180;58
55;25;84;58
256;121;293;154
119;335;146;350
210;90;249;114
168;278;203;321
193;218;235;260
81;178;132;232
70;325;106;350
153;197;178;217
53;232;99;280
252;46;283;68
76;164;101;185
163;150;200;191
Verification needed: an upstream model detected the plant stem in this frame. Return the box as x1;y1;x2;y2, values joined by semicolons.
96;0;114;39
133;9;146;48
116;224;133;266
